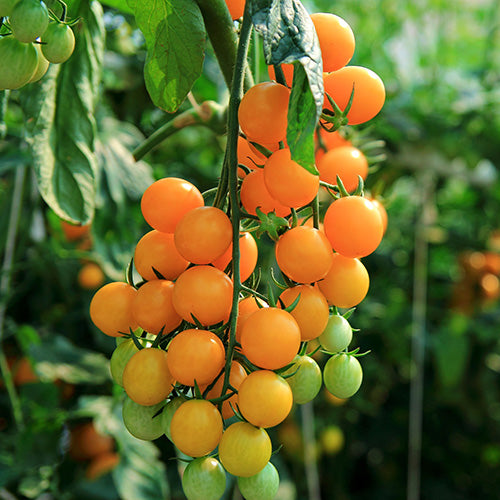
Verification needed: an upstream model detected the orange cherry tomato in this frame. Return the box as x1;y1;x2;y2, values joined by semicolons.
212;232;258;282
60;220;90;241
310;13;355;72
317;146;368;192
218;422;272;477
237;370;293;428
89;282;138;337
122;348;174;406
238;82;290;144
85;451;120;481
237;136;265;178
323;196;383;258
318;254;369;308
225;0;245;20
240;169;291;218
166;329;225;387
368;198;388;234
132;280;182;335
240;307;301;370
170;399;223;457
68;422;114;461
141;177;204;233
264;149;319;208
174;206;232;264
172;266;233;326
275;226;333;283
279;284;330;341
77;262;105;290
267;63;294;87
134;230;189;281
323;66;385;125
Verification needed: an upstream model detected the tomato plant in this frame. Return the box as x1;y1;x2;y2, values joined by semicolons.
182;457;227;500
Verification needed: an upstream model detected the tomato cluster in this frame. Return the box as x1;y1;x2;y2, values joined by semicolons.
88;7;388;500
0;0;75;90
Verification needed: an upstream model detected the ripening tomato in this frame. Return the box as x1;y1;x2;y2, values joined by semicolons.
238;370;293;428
40;22;75;63
310;13;355;72
240;307;301;370
218;422;272;477
29;43;50;83
0;0;18;16
202;360;247;419
9;0;49;43
122;396;166;441
317;146;368;193
132;280;182;335
275;226;333;283
122;348;174;406
85;451;120;481
323;66;385;125
110;339;139;387
323;196;383;258
318;254;369;308
235;295;269;343
264;149;319;208
225;0;245;20
279;285;329;341
315;128;351;164
182;456;227;500
170;399;223;457
240;169;291;218
212;232;258;282
323;353;363;399
172;265;233;326
166;329;225;387
174;206;232;264
0;36;38;90
60;220;90;241
141;177;204;233
134;230;189;281
237;462;280;500
282;355;322;404
89;282;138;337
368;198;388;234
162;396;186;441
77;262;105;290
238;82;290;144
319;314;353;352
237;136;265;177
68;422;114;461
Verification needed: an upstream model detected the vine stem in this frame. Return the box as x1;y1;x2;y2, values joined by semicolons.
0;165;27;430
219;4;253;400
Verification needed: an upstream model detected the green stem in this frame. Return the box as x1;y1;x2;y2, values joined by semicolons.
220;4;253;401
132;100;226;161
0;165;27;430
312;195;320;229
194;0;254;93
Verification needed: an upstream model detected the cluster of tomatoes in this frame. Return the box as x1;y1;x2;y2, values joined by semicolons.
87;7;387;500
0;0;75;90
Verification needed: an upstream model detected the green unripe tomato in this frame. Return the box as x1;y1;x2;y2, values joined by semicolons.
29;43;49;83
41;22;75;63
319;314;353;352
110;339;139;387
0;36;38;90
182;457;226;500
323;353;363;399
161;396;186;441
237;462;280;500
122;396;166;441
9;0;49;43
0;0;19;17
283;355;322;405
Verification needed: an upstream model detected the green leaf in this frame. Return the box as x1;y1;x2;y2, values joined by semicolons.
28;335;111;385
287;63;318;173
21;1;105;224
129;0;206;112
249;0;323;173
99;0;134;14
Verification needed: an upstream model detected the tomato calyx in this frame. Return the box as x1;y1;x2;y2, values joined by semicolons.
321;84;355;130
254;207;289;240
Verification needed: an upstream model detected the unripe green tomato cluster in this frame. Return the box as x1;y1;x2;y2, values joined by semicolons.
0;0;75;91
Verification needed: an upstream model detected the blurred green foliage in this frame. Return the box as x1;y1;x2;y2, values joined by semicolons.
1;0;500;499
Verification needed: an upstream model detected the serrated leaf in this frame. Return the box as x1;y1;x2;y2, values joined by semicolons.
249;0;323;172
129;0;206;112
21;1;105;224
